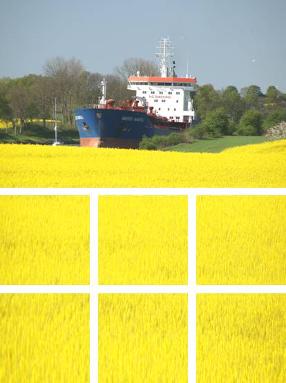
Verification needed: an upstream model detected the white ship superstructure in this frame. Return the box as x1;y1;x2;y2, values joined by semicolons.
128;38;197;124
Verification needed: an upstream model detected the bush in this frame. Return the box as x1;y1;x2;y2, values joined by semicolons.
165;132;186;146
139;132;187;150
139;136;158;150
236;124;258;136
150;135;168;146
237;109;263;136
187;124;208;139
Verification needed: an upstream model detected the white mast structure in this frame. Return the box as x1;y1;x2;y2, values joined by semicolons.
52;97;60;146
99;78;107;105
128;38;197;124
156;37;174;78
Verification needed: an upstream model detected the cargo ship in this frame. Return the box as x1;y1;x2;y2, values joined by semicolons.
75;38;197;148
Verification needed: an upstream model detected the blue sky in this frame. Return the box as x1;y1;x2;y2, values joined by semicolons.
0;0;285;91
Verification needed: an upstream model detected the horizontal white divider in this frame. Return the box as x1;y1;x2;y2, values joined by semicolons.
97;285;189;294
196;285;286;294
0;285;91;293
0;188;286;195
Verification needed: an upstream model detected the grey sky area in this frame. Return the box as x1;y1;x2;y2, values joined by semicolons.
0;0;285;91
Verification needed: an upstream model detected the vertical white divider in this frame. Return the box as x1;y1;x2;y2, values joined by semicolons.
90;191;98;383
188;194;196;383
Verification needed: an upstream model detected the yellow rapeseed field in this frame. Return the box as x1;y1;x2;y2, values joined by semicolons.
99;196;188;284
0;120;12;129
197;294;286;383
99;294;188;382
0;119;61;129
0;196;89;284
197;196;286;284
0;139;285;187
0;294;89;383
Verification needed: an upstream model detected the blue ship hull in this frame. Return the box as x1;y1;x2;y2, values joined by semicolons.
74;108;174;148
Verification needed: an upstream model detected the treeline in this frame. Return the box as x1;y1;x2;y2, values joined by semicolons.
192;84;286;138
0;57;158;133
0;56;285;138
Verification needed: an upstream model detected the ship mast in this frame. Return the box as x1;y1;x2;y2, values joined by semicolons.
100;78;107;105
52;97;60;146
156;38;174;78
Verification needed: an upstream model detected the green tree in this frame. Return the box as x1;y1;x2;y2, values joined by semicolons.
75;71;102;106
0;93;12;127
265;86;281;104
202;108;230;137
264;85;284;114
263;109;286;130
29;76;54;128
241;85;263;110
193;84;221;120
8;83;35;134
237;109;263;136
105;74;132;102
221;86;245;123
44;57;85;128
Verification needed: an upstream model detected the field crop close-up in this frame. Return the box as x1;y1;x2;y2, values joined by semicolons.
197;196;286;284
197;294;286;383
0;294;89;383
99;294;188;382
0;196;89;284
0;139;285;187
99;195;188;284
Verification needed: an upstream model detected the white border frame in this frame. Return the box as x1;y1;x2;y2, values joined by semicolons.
0;188;286;383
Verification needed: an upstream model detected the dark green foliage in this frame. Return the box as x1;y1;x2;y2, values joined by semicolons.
139;133;187;150
237;109;263;136
263;109;286;130
139;136;158;150
186;124;208;139
202;108;230;137
0;93;12;121
193;84;221;119
242;85;263;109
221;86;245;123
265;86;282;104
164;132;187;146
